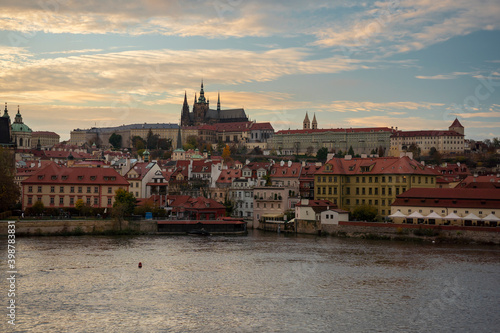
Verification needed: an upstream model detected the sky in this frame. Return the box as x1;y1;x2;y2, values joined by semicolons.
1;0;499;141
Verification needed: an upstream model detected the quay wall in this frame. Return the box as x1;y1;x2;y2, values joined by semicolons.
0;219;157;236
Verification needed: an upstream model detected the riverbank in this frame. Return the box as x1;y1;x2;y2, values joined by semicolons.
322;221;500;245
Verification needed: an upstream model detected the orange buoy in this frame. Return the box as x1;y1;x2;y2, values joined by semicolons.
138;262;142;268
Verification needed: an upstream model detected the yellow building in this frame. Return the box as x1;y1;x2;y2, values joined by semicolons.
21;164;129;210
314;156;439;216
389;119;465;156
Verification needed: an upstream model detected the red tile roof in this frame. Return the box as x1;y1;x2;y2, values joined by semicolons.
250;122;274;130
276;127;393;135
450;118;464;128
270;162;302;178
317;156;438;176
392;188;500;209
391;130;463;138
296;199;335;207
458;175;500;189
214;122;252;132
21;164;129;185
216;169;241;183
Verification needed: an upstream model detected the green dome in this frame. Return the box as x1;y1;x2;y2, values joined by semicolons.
11;123;32;133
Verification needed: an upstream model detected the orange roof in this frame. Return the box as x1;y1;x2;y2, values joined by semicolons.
392;188;500;209
21;163;129;186
214;122;252;132
317;156;439;176
276;127;393;135
270;162;302;178
391;130;463;137
216;169;241;183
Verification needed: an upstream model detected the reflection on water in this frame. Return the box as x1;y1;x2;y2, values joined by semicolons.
1;230;499;332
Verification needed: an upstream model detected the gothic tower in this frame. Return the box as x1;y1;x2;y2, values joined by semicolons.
193;80;210;125
312;113;318;129
180;91;191;126
303;112;310;129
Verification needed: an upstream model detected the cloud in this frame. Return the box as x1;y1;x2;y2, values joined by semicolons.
0;47;365;104
312;0;500;57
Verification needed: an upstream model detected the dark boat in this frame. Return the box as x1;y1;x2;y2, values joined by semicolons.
187;228;211;236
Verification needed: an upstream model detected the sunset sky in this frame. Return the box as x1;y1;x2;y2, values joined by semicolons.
1;0;499;141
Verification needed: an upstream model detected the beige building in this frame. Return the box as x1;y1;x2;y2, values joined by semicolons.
70;123;197;149
21;164;129;210
389;119;465;156
268;113;395;155
390;188;500;226
31;131;60;148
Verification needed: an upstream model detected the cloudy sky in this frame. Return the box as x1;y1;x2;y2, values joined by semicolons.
1;0;499;140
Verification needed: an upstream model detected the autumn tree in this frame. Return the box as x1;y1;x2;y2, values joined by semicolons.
222;144;231;162
351;205;378;222
113;189;136;216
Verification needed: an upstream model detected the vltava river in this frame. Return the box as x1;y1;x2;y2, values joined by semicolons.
2;231;499;332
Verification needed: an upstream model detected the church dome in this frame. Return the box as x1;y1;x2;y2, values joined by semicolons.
11;122;32;133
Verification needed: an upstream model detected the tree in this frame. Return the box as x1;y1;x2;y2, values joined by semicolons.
132;136;146;150
0;147;20;212
378;145;385;157
336;150;345;158
316;147;328;161
348;146;355;156
223;194;234;217
408;143;421;159
31;200;45;216
222;144;231;162
429;147;442;164
183;135;198;150
146;129;159;150
113;189;136;216
351;205;378;222
109;133;122;149
306;146;314;156
75;199;85;216
157;138;172;151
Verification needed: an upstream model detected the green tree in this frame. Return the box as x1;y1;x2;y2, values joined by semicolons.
351;205;378;222
31;200;45;216
336;150;345;158
316;147;328;161
408;143;421;159
75;199;85;216
429;147;442;164
146;129;160;150
109;133;122;149
183;135;198;150
132;136;146;150
348;146;355;156
113;189;136;216
0;147;20;212
223;194;234;217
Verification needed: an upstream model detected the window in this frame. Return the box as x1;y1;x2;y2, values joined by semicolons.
328;187;332;195
87;198;91;205
346;199;350;205
37;186;42;193
94;187;98;193
59;197;64;205
78;187;82;193
28;197;32;205
70;186;75;193
346;187;350;195
94;198;98;205
356;188;359;195
28;186;33;193
388;188;392;195
362;188;365;195
108;187;112;194
50;186;55;193
369;188;372;195
70;197;74;205
334;187;337;195
87;187;91;193
60;186;64;193
108;198;112;205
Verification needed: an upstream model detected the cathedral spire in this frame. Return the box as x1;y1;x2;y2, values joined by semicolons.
181;91;190;126
198;79;206;103
217;91;220;111
312;113;317;129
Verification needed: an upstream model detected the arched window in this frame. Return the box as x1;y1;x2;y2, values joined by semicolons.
19;137;23;147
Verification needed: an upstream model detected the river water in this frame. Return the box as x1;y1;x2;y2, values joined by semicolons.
2;231;499;332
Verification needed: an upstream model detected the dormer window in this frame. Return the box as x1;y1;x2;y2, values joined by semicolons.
51;175;57;180
78;176;83;180
90;176;96;181
38;175;44;180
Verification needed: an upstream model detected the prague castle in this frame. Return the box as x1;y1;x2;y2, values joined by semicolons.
181;81;248;126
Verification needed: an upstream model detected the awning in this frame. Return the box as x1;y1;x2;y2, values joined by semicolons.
463;213;481;220
444;212;462;220
483;214;500;221
407;211;424;218
426;212;442;219
389;211;406;218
